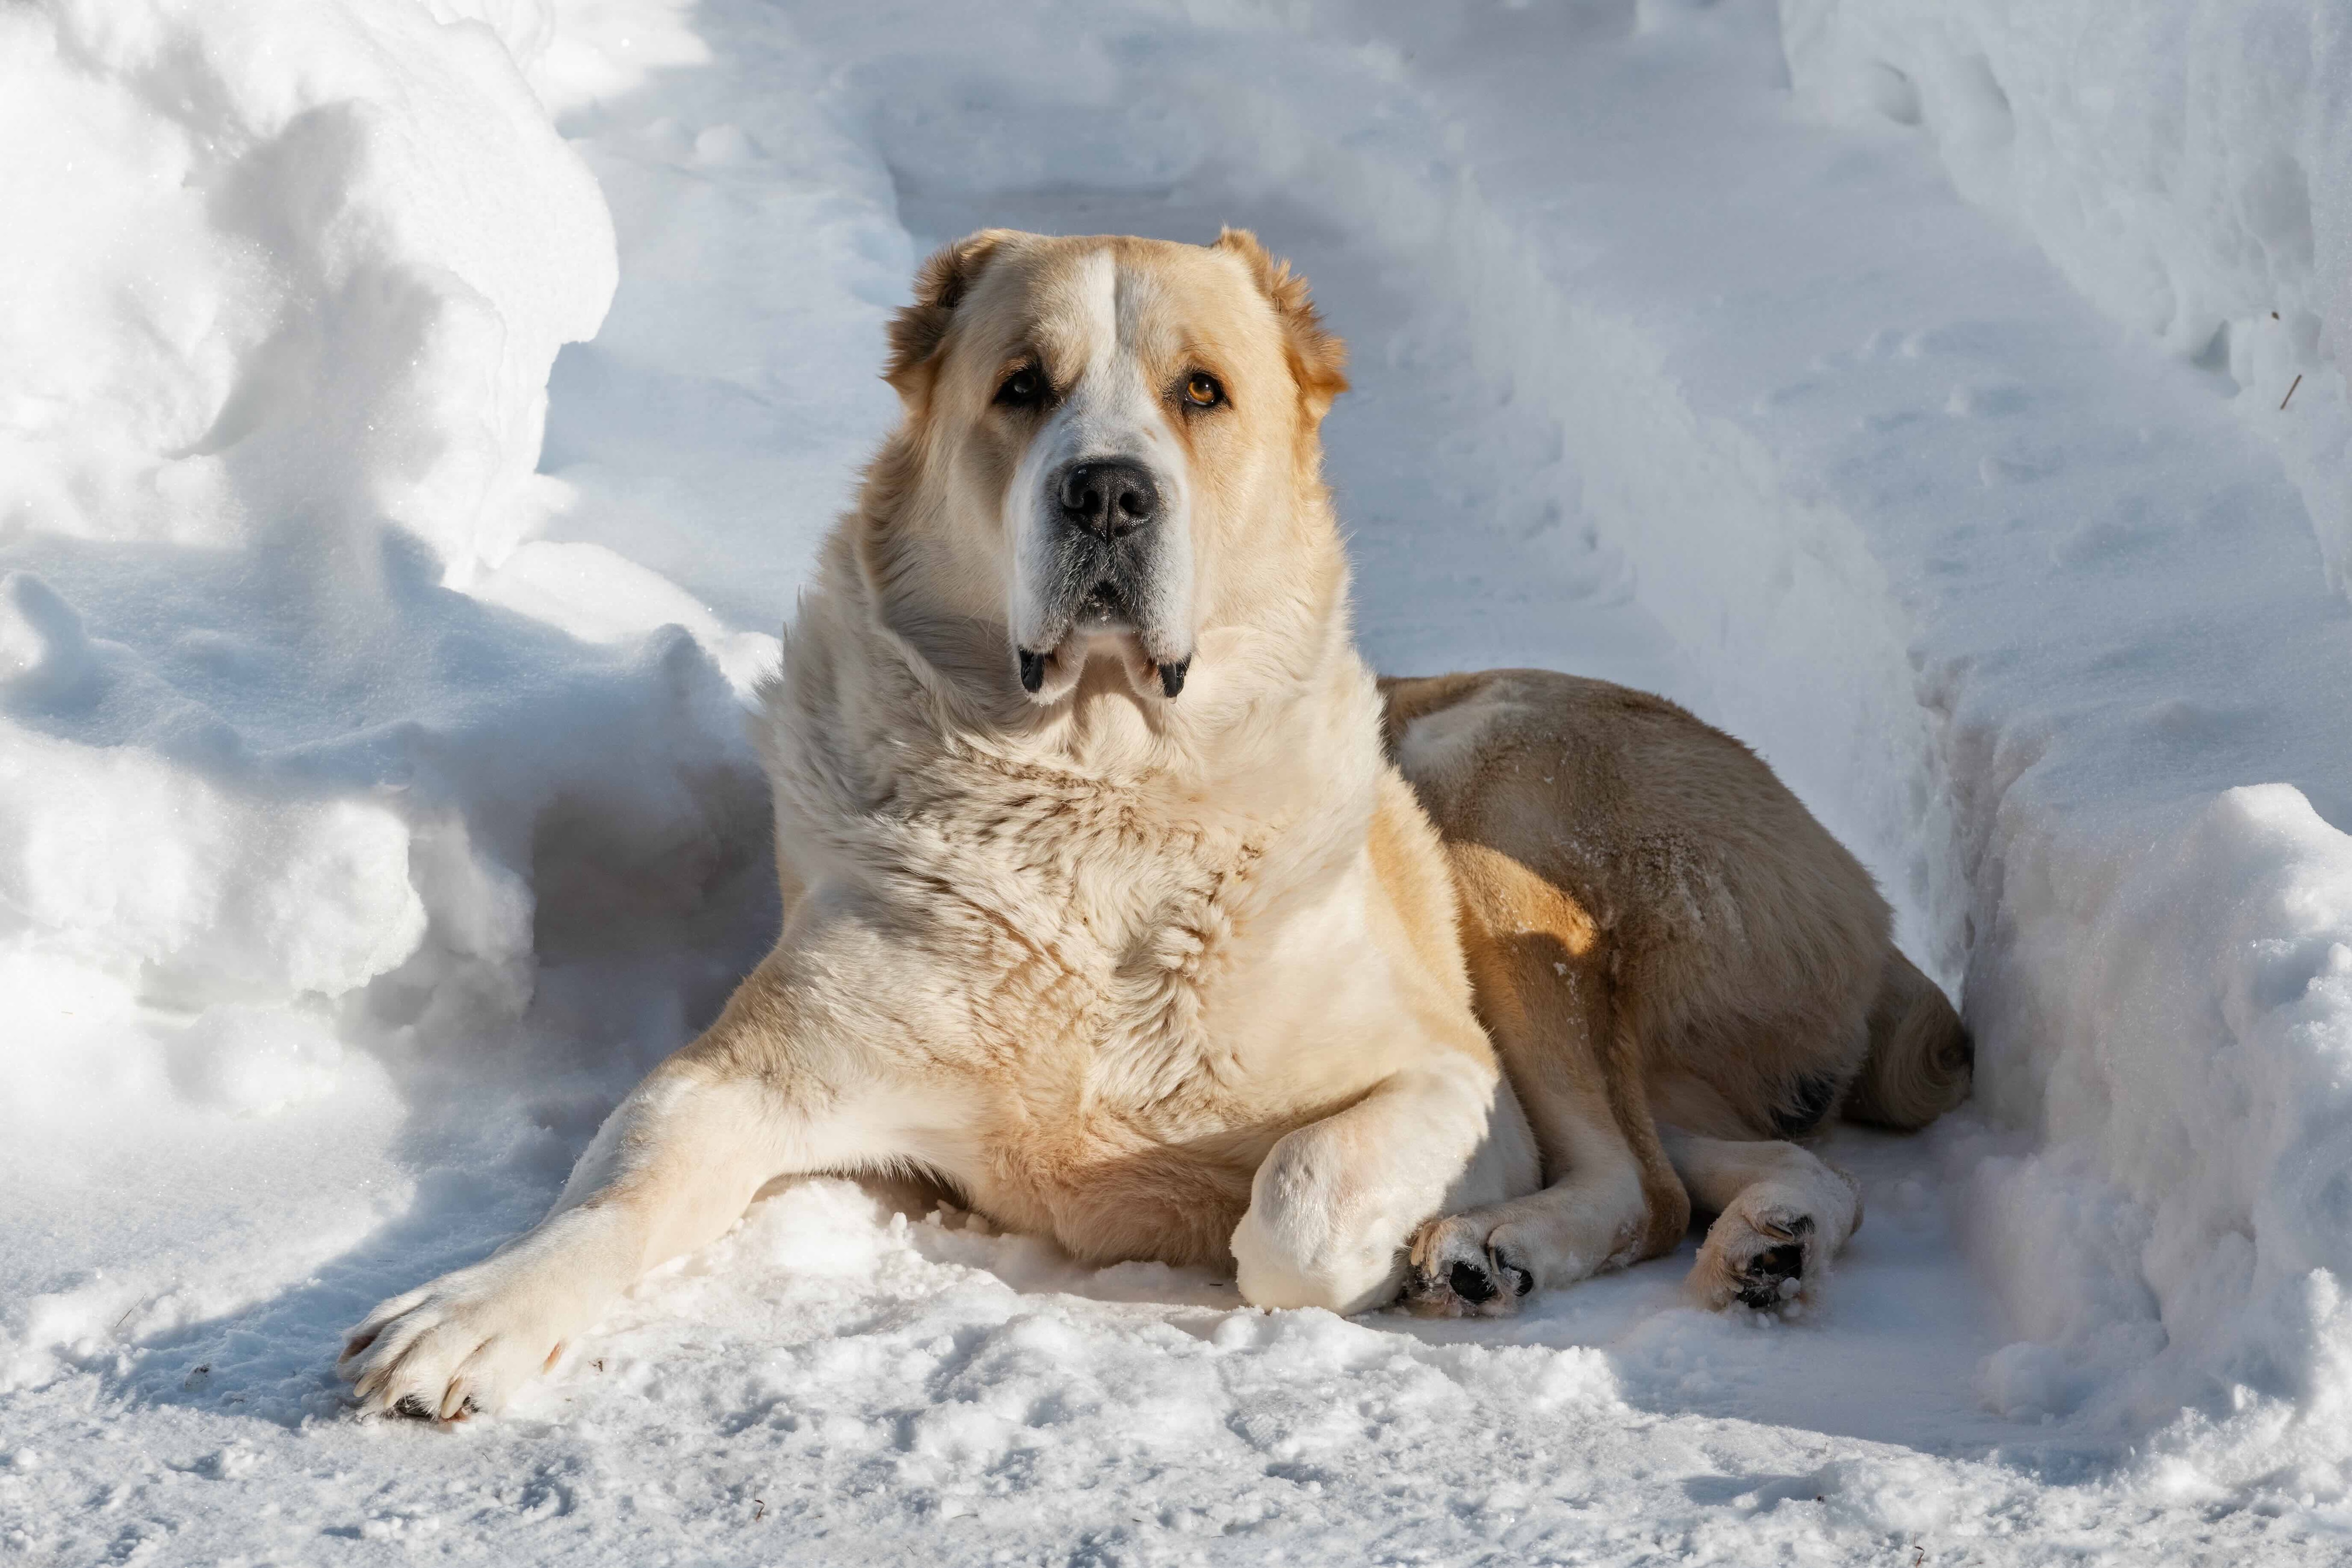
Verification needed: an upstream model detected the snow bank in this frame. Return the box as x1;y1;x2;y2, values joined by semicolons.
0;0;771;1371
0;0;611;563
1963;785;2352;1460
1780;0;2352;590
1764;0;2352;1489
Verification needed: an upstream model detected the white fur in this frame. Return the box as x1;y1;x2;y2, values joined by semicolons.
1234;1064;1538;1312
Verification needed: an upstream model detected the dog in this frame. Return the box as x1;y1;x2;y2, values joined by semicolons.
341;229;1970;1420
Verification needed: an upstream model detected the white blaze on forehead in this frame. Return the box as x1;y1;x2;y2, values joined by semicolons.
1062;248;1152;431
1030;248;1184;463
1075;247;1118;375
1004;244;1198;670
1111;256;1176;363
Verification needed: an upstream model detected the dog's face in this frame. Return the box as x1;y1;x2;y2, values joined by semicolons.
863;230;1348;711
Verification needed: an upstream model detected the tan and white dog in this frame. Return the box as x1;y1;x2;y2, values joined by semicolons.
342;230;1970;1421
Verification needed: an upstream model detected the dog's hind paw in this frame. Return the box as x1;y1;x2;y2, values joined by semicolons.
1402;1214;1533;1318
1692;1202;1820;1312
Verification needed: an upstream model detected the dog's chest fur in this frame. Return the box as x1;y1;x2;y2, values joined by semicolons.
773;734;1381;1265
864;758;1378;1261
761;560;1403;1266
903;752;1345;1098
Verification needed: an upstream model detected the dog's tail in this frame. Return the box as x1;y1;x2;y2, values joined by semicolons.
1843;948;1972;1130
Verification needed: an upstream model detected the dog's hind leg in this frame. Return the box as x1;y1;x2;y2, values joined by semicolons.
1665;1129;1863;1310
1403;846;1689;1318
1402;1076;1657;1317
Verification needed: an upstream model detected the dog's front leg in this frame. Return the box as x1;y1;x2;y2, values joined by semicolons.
340;948;915;1421
1229;1059;1536;1315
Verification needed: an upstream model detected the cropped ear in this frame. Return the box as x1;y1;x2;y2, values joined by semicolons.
884;229;1020;403
1215;227;1350;423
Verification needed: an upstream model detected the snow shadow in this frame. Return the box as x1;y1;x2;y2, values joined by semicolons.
30;524;782;1433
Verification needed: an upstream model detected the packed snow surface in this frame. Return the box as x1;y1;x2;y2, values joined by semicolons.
7;0;2352;1561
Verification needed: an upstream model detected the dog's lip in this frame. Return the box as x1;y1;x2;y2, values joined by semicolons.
1015;627;1192;700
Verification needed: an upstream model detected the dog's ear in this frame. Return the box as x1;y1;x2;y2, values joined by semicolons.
885;229;1019;404
1216;227;1349;423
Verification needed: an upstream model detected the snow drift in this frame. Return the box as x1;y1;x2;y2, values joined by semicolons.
1777;0;2352;1482
0;0;768;1377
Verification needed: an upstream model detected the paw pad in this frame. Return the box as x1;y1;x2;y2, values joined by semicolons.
1448;1259;1498;1305
1404;1220;1533;1318
1732;1242;1805;1308
1491;1247;1534;1298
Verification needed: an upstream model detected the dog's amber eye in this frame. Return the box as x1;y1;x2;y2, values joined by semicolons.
995;366;1045;408
1183;372;1223;409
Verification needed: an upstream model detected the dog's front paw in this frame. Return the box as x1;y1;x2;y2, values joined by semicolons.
1691;1201;1821;1311
1404;1213;1533;1319
1230;1133;1415;1314
339;1259;576;1423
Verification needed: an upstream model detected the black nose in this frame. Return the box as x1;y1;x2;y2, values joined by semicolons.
1056;459;1159;539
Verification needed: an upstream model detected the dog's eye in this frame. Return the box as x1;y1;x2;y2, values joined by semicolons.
1183;372;1224;409
995;366;1046;408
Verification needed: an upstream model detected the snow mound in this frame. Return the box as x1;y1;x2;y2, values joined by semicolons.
0;0;612;563
0;0;771;1380
1965;788;2352;1453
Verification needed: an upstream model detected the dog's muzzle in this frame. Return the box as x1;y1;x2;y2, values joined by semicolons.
1017;457;1190;698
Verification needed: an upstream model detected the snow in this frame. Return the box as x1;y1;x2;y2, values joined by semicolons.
1781;0;2352;596
7;0;2352;1561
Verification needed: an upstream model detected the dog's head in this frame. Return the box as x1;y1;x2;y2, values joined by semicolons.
858;229;1348;712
